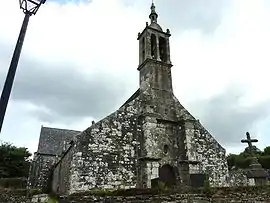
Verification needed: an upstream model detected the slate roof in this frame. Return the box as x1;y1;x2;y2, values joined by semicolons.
37;126;81;156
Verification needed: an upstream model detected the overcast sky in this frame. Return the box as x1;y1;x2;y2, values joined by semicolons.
0;0;270;154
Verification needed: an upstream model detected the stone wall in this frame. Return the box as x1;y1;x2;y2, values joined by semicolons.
227;169;250;187
62;195;270;203
1;187;270;203
52;144;74;194
190;120;229;187
68;97;141;194
171;97;229;187
58;186;270;203
0;189;29;203
52;87;229;194
138;115;187;188
137;59;229;188
28;153;56;189
28;127;80;190
0;191;50;203
31;194;49;202
48;58;229;194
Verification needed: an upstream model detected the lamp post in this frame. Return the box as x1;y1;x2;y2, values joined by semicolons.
0;0;46;133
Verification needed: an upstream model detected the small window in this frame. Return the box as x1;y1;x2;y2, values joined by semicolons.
163;145;169;154
164;108;168;115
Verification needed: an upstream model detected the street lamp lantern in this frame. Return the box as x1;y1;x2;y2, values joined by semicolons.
20;0;46;15
0;0;46;133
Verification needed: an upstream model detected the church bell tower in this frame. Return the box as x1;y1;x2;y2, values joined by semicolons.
137;2;173;94
136;3;183;189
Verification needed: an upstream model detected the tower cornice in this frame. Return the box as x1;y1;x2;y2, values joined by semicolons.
137;58;173;71
137;25;171;40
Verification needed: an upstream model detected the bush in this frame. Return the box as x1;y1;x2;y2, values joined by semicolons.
0;142;31;178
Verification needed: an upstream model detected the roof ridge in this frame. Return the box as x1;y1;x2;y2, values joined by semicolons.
41;126;81;132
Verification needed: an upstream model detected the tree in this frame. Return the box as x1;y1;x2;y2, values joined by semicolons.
227;146;270;170
240;146;262;157
263;146;270;156
227;154;238;170
0;142;31;178
259;155;270;169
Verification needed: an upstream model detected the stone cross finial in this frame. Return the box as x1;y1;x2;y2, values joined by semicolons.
241;132;258;156
149;1;158;23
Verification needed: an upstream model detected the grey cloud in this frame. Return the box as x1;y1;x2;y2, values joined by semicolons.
132;0;232;33
159;0;232;33
50;0;91;5
187;86;270;147
0;55;135;123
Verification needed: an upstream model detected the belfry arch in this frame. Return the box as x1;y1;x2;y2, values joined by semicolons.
151;34;157;59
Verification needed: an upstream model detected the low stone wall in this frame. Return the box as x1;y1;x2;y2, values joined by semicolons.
60;186;270;203
60;195;270;203
1;186;270;203
0;189;47;203
0;189;29;203
227;169;250;186
31;194;49;202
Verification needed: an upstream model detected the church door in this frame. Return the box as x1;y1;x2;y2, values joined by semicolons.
159;164;176;187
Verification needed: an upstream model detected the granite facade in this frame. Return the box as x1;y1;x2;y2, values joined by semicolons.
30;3;230;195
187;120;229;187
64;67;229;193
69;97;141;194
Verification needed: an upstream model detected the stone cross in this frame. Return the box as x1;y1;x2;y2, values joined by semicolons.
241;132;258;156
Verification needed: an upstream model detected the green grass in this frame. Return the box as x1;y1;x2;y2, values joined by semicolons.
47;196;58;203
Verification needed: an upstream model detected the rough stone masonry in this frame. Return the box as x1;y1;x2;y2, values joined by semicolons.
29;3;230;195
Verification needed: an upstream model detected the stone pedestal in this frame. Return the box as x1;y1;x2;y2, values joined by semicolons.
246;158;268;186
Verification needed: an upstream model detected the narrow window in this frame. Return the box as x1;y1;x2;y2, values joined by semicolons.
163;144;169;154
151;34;157;59
142;37;145;61
159;37;167;62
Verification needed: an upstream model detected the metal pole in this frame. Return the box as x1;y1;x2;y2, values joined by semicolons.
0;12;31;133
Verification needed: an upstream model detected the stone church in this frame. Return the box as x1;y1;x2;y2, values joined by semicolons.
28;3;229;194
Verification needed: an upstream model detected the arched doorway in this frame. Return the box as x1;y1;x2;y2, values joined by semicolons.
159;164;176;187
